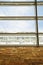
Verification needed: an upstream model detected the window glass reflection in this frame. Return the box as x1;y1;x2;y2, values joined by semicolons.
37;0;43;1
0;20;36;33
39;34;43;46
0;6;35;16
0;34;36;45
37;6;43;16
38;20;43;32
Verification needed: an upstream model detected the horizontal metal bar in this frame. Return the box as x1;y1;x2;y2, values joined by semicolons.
0;2;35;6
0;33;36;35
0;2;43;5
0;45;37;47
0;16;43;20
38;16;43;20
0;16;35;20
37;2;43;5
0;33;43;35
38;33;43;35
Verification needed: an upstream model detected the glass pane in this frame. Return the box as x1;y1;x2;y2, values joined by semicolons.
38;20;43;33
0;20;36;33
37;6;43;16
39;34;43;46
0;34;36;46
0;0;34;2
0;6;35;16
37;0;43;1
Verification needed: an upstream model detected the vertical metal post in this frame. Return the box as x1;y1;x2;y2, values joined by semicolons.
35;0;39;46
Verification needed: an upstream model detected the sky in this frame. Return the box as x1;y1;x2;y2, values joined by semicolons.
0;0;43;45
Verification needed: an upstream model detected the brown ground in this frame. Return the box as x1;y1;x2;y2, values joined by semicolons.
0;47;43;65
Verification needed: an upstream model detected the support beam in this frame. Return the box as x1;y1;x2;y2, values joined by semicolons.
0;16;43;20
35;0;39;46
0;2;43;6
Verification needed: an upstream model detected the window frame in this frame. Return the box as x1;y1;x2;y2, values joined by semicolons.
0;0;43;46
